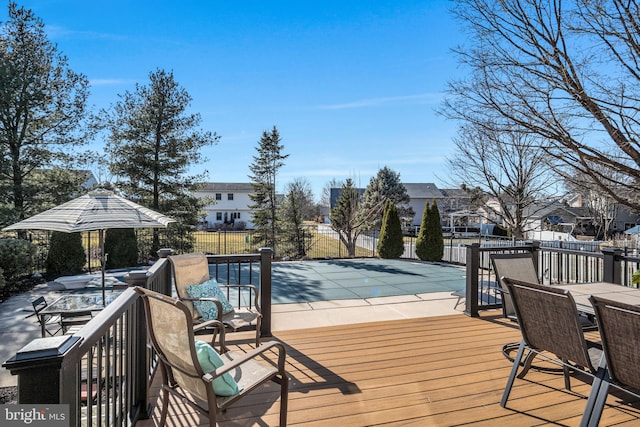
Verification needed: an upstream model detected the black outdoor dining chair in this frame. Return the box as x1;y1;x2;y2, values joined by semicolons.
491;252;540;321
31;296;62;336
500;277;602;409
581;296;640;426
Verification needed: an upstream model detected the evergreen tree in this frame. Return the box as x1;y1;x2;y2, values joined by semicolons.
46;232;86;277
278;178;315;258
104;228;138;269
330;179;364;257
424;200;444;262
102;69;217;255
377;200;404;259
415;201;430;261
0;3;90;230
357;167;413;232
248;126;288;254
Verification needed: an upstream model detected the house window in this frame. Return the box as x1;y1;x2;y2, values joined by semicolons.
228;193;234;201
216;212;222;221
233;212;241;219
215;193;222;201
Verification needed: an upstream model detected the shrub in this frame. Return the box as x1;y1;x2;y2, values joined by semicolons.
377;200;404;259
425;200;444;261
0;268;5;290
416;200;444;262
46;231;86;277
104;228;139;269
415;201;430;261
0;238;37;282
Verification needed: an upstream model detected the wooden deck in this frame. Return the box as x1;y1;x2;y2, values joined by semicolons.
136;312;640;426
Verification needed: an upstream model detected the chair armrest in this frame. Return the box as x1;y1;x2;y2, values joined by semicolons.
219;284;260;311
203;341;287;382
195;319;228;352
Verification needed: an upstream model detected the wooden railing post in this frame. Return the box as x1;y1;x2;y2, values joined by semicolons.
602;246;623;284
465;243;480;317
259;247;273;337
2;336;81;405
131;296;149;420
156;248;175;295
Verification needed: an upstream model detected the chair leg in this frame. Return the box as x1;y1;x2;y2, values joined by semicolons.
278;375;289;427
501;340;526;407
159;365;170;427
562;358;572;391
256;317;262;347
580;365;608;427
586;378;610;427
516;349;537;379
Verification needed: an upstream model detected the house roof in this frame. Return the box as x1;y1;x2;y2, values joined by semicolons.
199;182;254;192
440;188;470;199
403;183;444;199
525;203;591;220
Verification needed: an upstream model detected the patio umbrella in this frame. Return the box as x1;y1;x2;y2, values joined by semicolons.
2;188;175;305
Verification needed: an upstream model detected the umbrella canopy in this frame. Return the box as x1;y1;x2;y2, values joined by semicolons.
3;188;175;304
625;225;640;235
3;188;175;233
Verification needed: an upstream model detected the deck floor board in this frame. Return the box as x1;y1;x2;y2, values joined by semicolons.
136;312;640;426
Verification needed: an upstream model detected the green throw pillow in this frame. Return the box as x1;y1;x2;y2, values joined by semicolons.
194;340;241;396
185;279;235;320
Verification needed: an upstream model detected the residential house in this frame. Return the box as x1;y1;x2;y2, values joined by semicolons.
524;204;592;240
329;183;473;228
568;193;640;235
195;183;255;230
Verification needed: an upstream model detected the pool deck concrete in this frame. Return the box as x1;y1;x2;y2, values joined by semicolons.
0;259;467;388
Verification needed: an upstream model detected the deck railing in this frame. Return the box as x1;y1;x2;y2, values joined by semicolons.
3;248;273;427
464;242;640;317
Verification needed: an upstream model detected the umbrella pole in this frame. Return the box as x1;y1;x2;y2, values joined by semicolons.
100;229;106;306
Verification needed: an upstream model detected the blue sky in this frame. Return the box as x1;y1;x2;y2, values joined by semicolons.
4;1;465;201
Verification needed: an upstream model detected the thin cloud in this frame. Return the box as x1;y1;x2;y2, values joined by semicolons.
89;78;137;87
316;92;442;110
45;25;127;41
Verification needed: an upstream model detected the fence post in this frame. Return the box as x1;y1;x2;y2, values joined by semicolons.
131;295;150;420
259;247;273;337
602;246;623;284
464;243;480;317
2;336;81;404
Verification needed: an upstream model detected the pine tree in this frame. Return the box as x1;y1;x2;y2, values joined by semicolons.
278;178;315;258
104;69;217;255
0;3;90;231
415;201;430;261
248;126;289;254
377;200;404;259
357;167;413;232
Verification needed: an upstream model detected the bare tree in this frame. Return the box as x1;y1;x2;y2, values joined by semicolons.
330;178;364;257
447;0;640;210
564;162;625;239
320;178;343;207
445;121;560;239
